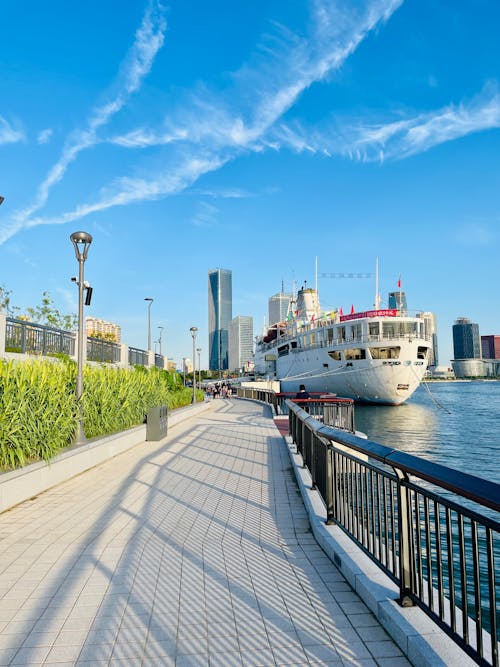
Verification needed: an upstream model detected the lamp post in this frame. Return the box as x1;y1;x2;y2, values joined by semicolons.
145;298;153;351
190;327;198;404
70;231;93;443
197;347;202;388
158;326;164;355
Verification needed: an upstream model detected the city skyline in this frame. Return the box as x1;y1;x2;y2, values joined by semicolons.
1;1;499;367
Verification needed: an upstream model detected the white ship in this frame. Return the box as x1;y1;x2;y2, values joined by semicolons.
254;286;432;405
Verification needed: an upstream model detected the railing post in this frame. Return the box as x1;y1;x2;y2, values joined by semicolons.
395;470;416;607
0;312;6;355
325;446;335;525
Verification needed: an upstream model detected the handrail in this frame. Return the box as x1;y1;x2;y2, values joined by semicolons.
288;400;500;666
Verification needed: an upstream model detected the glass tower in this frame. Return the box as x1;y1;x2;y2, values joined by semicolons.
208;269;232;372
452;317;481;359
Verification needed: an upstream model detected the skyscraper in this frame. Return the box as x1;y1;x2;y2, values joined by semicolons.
452;317;481;359
268;292;292;326
388;291;407;313
208;268;232;372
228;316;254;372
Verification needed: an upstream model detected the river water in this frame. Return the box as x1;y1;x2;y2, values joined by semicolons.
355;380;500;485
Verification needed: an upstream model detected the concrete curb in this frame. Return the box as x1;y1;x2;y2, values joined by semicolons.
0;399;214;514
283;434;476;667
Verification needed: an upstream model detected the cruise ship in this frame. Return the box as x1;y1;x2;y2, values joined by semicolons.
254;286;432;405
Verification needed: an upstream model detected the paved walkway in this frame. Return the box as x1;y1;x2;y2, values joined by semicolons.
0;399;410;666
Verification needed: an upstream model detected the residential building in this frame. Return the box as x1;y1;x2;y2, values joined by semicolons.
418;312;439;366
228;315;254;373
481;335;500;359
208;268;232;372
86;317;121;342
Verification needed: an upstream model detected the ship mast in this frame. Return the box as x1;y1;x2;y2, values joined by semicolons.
375;256;381;310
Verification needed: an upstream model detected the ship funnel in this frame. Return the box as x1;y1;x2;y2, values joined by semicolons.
296;288;320;320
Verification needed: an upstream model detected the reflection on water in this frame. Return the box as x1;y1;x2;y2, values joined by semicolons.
355;381;500;484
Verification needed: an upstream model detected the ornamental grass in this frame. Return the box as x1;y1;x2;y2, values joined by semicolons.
0;360;193;470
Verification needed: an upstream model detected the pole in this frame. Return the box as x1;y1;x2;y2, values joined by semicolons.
145;298;153;351
197;348;201;387
192;334;196;404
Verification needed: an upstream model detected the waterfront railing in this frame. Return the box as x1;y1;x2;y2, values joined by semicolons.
237;387;356;432
287;400;499;667
87;336;121;363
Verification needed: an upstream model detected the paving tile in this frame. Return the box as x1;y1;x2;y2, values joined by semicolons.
0;401;411;667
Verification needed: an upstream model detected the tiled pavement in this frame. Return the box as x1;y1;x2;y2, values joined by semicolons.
0;398;411;666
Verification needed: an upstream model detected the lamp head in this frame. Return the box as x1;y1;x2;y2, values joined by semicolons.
70;231;93;261
190;326;198;339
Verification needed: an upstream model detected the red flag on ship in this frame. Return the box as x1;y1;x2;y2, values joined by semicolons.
350;304;355;314
339;307;343;316
397;274;402;288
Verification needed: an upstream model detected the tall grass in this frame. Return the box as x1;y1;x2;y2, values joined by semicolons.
0;360;195;470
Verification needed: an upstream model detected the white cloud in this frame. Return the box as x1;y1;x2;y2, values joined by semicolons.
270;85;500;162
37;128;53;145
190;201;219;227
3;0;167;242
0;116;24;145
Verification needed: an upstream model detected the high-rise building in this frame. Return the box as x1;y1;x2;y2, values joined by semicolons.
418;312;439;366
481;335;500;359
208;268;232;372
228;316;254;372
86;317;121;342
452;317;481;359
388;290;407;313
268;292;292;326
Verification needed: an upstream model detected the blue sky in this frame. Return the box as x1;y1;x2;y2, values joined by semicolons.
1;0;499;367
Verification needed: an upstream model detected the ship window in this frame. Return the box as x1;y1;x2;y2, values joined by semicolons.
351;324;362;340
278;344;289;357
344;348;366;360
417;346;428;359
327;328;334;343
337;326;346;342
370;346;400;359
311;333;316;345
291;341;297;349
369;322;380;337
328;350;341;361
383;322;397;338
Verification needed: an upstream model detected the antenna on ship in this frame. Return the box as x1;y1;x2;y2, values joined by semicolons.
315;256;318;294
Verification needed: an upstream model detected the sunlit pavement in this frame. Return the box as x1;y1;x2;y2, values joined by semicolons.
0;399;410;666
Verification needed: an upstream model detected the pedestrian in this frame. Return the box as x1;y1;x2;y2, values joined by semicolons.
295;384;310;412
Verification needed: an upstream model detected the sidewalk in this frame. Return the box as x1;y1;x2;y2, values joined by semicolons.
0;398;409;666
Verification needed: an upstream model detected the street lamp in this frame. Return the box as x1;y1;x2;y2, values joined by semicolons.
70;230;93;443
145;298;153;351
190;327;198;404
197;347;202;387
0;196;4;206
158;326;164;355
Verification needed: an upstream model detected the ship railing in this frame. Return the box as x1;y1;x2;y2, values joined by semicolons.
258;331;432;353
288;401;499;667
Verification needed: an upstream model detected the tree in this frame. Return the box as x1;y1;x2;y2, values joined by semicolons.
0;285;19;316
25;291;77;331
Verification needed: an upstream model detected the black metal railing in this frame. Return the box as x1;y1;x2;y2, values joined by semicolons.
87;337;121;363
289;401;499;667
5;317;75;356
154;353;164;369
236;387;355;431
128;346;149;367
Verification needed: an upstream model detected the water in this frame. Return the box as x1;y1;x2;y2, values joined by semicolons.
355;380;500;485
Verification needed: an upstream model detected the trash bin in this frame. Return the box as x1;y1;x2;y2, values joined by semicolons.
146;405;168;441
